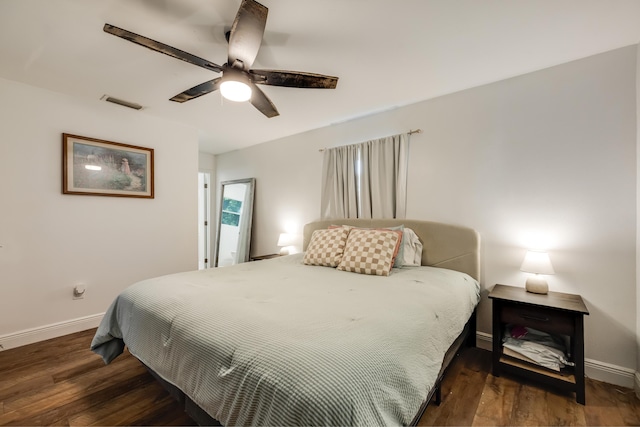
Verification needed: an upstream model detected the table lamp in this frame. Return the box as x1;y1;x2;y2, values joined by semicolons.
277;233;296;255
520;250;555;294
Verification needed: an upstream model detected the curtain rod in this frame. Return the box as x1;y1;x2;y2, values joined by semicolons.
318;129;422;152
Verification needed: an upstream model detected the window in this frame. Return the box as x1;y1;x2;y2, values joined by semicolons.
221;197;242;227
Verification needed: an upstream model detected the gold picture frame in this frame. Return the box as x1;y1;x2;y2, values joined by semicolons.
62;133;154;198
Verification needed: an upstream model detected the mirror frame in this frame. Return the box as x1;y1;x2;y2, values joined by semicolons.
214;178;256;267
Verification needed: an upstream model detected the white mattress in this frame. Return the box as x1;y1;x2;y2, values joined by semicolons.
92;253;480;426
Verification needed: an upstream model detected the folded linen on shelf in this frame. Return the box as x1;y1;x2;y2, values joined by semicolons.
502;346;538;365
503;325;573;372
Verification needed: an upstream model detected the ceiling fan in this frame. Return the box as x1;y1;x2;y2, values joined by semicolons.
103;0;338;118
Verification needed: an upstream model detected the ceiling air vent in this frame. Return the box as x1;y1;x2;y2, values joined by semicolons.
101;95;143;110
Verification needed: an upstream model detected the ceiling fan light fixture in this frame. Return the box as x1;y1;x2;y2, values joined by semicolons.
220;80;252;102
220;68;252;102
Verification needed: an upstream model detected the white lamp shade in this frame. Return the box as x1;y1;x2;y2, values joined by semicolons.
277;233;300;256
520;250;555;275
277;233;296;247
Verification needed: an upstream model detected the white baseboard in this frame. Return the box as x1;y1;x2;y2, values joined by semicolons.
635;371;640;398
584;358;635;389
476;331;492;350
474;331;634;389
0;313;104;351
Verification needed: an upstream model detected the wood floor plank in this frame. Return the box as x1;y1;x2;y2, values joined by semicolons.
609;384;640;426
50;357;110;384
68;381;176;426
420;347;492;426
0;371;55;403
440;358;489;424
624;388;640;424
583;378;626;425
419;349;467;426
126;398;197;427
424;348;640;427
0;329;194;427
0;356;142;422
507;383;549;426
7;370;154;426
472;374;518;426
0;346;117;401
0;335;103;396
546;386;587;426
0;330;94;371
0;359;51;384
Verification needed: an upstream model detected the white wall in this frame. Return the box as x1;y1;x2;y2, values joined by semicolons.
216;46;638;379
0;77;199;345
636;42;640;395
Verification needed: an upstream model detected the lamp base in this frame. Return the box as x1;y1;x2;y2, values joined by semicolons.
525;275;549;294
279;247;290;255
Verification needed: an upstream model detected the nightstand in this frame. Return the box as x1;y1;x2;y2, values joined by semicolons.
250;254;282;261
488;284;589;404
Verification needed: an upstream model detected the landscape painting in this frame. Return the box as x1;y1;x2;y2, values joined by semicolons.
62;133;154;198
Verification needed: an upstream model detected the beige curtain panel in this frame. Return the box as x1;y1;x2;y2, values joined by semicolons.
321;133;409;219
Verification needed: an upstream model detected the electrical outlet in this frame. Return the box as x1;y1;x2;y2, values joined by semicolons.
73;284;86;300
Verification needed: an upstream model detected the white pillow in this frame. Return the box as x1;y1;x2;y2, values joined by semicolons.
400;228;423;266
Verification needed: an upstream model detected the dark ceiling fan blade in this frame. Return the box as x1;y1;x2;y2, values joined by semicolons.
250;70;338;89
249;82;279;118
170;78;222;103
227;0;268;70
104;23;223;73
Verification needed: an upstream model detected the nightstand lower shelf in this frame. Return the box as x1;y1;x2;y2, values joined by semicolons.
499;355;576;384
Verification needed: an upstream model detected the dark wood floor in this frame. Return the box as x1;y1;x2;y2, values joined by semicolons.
0;329;195;426
421;344;640;426
1;329;639;426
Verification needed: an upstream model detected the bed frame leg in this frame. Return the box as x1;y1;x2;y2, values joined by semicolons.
435;382;442;406
466;308;477;348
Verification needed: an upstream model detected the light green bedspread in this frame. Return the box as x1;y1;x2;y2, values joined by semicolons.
91;254;479;426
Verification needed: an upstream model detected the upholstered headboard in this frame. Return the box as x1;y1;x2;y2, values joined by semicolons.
303;219;480;281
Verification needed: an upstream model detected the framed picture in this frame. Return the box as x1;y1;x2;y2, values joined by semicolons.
62;133;154;198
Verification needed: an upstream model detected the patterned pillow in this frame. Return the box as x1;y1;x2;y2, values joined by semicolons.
303;227;351;267
337;228;402;276
329;224;404;267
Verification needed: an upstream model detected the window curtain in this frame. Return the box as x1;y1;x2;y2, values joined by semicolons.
320;133;409;219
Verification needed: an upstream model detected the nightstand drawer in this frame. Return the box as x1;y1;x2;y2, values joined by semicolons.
501;304;574;336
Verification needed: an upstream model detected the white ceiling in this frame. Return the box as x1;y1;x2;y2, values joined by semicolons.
1;1;639;154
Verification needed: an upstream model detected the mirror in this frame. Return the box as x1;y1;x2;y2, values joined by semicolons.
214;178;255;267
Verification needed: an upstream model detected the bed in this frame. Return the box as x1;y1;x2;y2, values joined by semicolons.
91;219;481;426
